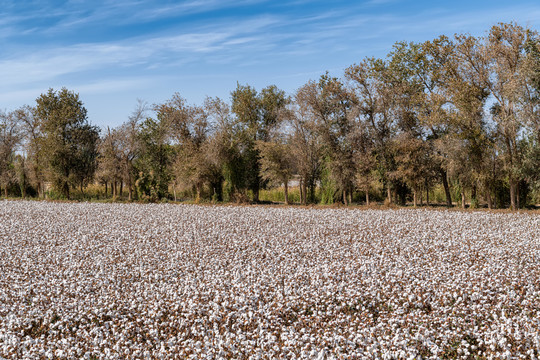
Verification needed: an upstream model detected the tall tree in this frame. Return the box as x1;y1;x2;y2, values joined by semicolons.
346;58;399;204
481;23;533;209
204;97;238;202
96;127;122;198
136;116;173;201
289;95;322;204
156;94;213;202
72;123;100;194
117;100;146;200
406;37;456;206
35;88;99;199
231;84;287;202
16;106;46;198
518;32;540;202
441;33;493;208
296;75;356;204
488;24;525;209
0;110;22;197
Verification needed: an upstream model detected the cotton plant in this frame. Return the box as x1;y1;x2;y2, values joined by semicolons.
0;200;539;359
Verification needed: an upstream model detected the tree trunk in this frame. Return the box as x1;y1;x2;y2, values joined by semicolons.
128;175;133;201
253;189;259;202
3;186;6;198
105;182;108;197
426;184;430;206
441;169;452;207
196;184;201;203
348;190;352;205
113;181;117;200
253;181;260;203
284;180;289;205
343;190;347;205
413;188;418;207
214;180;223;202
365;189;370;206
461;191;466;209
386;185;392;205
120;181;123;198
299;178;304;205
516;181;520;209
486;189;493;209
308;179;315;204
510;179;517;211
80;181;84;196
64;181;70;200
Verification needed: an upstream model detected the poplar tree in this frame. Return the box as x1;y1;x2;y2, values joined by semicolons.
35;88;99;199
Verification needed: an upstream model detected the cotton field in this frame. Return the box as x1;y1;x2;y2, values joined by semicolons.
0;201;539;359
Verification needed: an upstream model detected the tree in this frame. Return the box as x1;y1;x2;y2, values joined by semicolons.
289;98;322;204
520;32;540;203
16;106;46;198
156;94;213;202
295;75;356;205
117;101;146;200
231;84;288;201
346;58;399;204
479;23;533;209
96;127;122;198
487;24;527;209
255;140;295;204
14;154;29;198
204;97;238;202
351;120;376;205
439;33;493;208
520;136;540;199
72;123;100;194
0;110;21;197
35;88;99;199
136;116;173;201
391;133;431;207
403;37;456;206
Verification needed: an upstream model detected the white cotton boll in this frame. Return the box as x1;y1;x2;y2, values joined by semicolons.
316;349;327;360
3;202;540;358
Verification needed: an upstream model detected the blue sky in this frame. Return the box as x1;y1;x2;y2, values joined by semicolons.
2;0;540;129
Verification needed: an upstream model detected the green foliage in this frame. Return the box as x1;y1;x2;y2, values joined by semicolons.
319;161;337;204
6;23;540;209
135;117;174;201
35;88;99;199
222;149;247;202
521;137;540;193
231;83;288;201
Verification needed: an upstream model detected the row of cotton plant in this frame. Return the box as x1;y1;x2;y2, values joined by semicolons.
0;201;539;359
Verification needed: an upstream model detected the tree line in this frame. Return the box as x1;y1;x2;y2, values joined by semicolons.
1;22;540;209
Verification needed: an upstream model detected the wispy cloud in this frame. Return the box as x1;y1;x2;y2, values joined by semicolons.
2;0;540;126
0;13;282;89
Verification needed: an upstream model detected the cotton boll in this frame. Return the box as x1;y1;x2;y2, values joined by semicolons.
1;202;539;358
